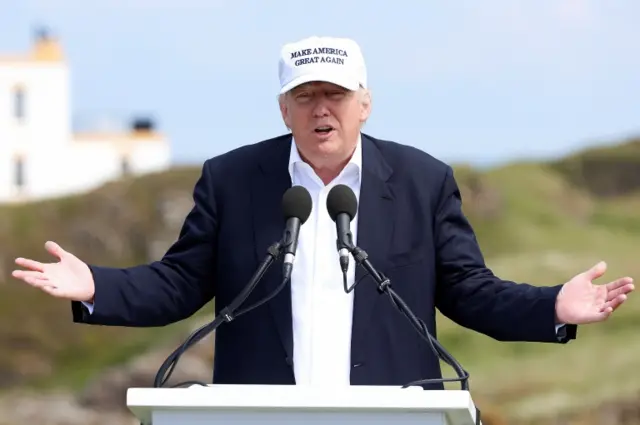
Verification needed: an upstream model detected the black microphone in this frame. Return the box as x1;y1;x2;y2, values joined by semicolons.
281;185;312;282
152;186;311;389
325;184;472;392
326;185;357;284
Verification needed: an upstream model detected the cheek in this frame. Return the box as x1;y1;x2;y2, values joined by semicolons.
289;107;312;126
286;111;302;129
336;106;362;128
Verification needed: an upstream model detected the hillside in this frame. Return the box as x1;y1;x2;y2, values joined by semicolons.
0;167;206;391
1;136;640;425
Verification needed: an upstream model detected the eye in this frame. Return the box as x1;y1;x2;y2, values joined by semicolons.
295;92;312;102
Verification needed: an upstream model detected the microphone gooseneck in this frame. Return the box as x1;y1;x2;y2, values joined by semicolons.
153;185;313;388
153;240;284;388
325;184;472;392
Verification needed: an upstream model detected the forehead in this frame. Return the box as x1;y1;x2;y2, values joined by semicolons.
290;81;351;93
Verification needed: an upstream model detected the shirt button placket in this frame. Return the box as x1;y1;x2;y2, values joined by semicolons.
311;185;330;385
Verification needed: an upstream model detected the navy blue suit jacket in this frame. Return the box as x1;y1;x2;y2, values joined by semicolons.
72;133;577;388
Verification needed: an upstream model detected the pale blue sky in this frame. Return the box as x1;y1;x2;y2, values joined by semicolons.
2;0;638;166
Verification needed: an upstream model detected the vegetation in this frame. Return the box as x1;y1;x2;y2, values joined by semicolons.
0;166;206;390
1;137;639;424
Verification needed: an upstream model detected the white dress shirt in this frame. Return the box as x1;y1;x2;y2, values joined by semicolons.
287;135;362;387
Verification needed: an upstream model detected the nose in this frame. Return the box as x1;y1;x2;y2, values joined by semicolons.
312;98;330;117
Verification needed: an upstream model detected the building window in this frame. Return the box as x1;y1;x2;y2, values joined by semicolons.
15;157;25;189
121;157;130;176
13;87;25;121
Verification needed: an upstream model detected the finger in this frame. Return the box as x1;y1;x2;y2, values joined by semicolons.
605;276;633;292
14;257;46;272
12;270;49;281
45;241;66;259
606;281;635;301
596;308;613;321
601;294;627;313
19;275;54;290
585;261;607;280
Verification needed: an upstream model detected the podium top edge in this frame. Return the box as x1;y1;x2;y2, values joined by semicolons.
126;385;476;411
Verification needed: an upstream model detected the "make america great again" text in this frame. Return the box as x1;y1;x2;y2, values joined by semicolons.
291;47;348;66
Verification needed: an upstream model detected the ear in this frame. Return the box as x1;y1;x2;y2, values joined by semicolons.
278;95;292;129
359;89;372;122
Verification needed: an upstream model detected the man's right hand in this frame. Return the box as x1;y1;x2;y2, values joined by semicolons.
12;241;95;303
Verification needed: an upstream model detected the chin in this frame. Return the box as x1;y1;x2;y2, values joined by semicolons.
313;138;342;156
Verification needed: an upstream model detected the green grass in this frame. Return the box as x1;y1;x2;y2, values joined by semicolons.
1;138;640;424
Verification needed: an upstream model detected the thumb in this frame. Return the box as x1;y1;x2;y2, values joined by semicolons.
45;241;67;260
585;261;607;281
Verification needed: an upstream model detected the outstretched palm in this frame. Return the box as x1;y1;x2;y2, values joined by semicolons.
12;241;95;302
556;261;634;324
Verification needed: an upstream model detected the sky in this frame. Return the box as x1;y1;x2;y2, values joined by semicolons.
1;0;638;167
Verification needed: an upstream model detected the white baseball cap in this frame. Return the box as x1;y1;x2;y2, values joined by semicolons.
278;36;367;94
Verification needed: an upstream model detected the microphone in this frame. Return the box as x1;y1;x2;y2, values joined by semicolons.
326;185;357;284
325;184;472;391
152;186;312;388
281;185;312;282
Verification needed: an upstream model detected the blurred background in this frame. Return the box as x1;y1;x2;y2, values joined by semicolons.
0;1;638;424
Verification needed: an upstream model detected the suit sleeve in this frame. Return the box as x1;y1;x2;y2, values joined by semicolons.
71;160;219;327
433;166;577;343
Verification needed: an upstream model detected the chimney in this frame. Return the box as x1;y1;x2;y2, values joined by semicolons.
34;26;51;41
130;117;156;134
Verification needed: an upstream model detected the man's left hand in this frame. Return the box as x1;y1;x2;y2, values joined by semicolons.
555;261;634;325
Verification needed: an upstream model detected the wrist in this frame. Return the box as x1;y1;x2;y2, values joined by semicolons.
555;285;566;324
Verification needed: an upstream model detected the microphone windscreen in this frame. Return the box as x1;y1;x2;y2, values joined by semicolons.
282;185;313;224
326;184;358;222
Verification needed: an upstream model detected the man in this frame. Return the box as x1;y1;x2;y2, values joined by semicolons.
12;36;634;389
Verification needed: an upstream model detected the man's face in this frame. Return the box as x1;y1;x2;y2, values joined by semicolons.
279;81;371;168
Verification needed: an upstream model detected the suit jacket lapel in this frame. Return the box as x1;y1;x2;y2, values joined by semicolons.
351;134;395;363
251;135;294;362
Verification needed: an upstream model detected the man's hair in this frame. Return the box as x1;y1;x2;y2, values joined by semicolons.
277;86;372;130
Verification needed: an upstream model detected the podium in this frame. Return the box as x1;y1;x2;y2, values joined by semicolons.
127;384;481;425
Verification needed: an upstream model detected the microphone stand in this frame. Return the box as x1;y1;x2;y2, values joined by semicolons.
344;243;481;424
153;240;289;388
346;243;470;389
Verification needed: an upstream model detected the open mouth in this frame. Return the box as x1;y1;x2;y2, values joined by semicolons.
314;126;334;135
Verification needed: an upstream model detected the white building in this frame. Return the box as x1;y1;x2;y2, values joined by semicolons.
0;29;171;203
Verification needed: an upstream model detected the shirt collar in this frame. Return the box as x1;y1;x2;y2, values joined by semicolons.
288;133;362;182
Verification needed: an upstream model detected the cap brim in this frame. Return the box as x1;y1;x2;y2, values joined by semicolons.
279;73;360;94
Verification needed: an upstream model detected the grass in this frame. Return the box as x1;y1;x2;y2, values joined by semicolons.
1;138;640;424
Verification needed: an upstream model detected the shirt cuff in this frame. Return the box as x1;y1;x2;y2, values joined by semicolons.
82;301;94;315
555;323;567;341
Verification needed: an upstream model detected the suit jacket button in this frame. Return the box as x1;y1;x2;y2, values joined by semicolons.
352;362;363;368
285;357;293;366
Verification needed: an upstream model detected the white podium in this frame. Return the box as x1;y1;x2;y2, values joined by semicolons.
127;384;480;425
